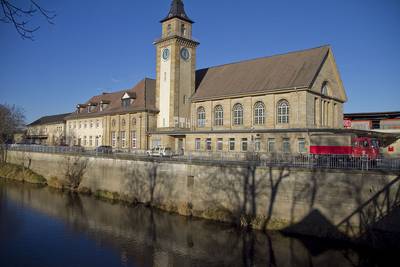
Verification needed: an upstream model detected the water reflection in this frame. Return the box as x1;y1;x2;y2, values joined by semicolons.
0;180;396;267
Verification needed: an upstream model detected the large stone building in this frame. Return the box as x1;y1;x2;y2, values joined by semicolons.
149;0;346;154
64;0;349;153
26;113;69;145
65;79;157;149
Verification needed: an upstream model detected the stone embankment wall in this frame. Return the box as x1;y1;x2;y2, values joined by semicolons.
5;150;400;242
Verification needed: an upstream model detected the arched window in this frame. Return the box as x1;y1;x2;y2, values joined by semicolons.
181;23;186;36
132;118;137;126
233;103;243;125
321;82;329;96
121;119;126;127
167;24;172;36
197;107;206;128
277;100;290;124
254;101;265;125
214;105;224;126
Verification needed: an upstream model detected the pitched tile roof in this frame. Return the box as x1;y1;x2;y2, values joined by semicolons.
28;113;71;126
193;45;330;101
65;78;156;120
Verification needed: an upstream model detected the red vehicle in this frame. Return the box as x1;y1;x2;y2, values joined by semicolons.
309;134;380;159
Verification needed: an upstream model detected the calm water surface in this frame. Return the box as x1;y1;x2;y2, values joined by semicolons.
0;180;397;267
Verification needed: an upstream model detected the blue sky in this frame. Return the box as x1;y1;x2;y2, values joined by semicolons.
0;0;399;123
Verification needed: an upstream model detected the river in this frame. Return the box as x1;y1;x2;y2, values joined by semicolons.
0;179;397;267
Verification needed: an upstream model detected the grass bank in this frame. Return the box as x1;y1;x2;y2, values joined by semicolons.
0;163;47;185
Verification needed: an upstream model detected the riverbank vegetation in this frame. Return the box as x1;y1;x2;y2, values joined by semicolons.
0;162;46;185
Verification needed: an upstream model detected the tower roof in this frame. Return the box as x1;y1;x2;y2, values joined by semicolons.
160;0;194;23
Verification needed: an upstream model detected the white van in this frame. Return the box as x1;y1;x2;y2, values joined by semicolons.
146;146;173;157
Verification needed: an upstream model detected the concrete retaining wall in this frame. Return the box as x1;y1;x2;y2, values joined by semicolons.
5;150;400;241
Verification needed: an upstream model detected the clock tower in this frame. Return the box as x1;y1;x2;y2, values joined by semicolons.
154;0;199;129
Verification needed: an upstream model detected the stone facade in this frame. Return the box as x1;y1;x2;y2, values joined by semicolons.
26;122;65;146
155;17;199;129
103;112;157;151
149;1;348;154
66;117;104;148
58;0;350;154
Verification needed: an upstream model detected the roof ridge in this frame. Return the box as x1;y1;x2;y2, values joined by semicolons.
89;77;154;99
39;112;71;119
196;45;331;72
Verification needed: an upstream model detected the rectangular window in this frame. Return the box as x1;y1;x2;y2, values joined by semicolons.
120;131;126;148
255;138;261;152
229;138;235;151
111;132;116;147
152;139;161;148
131;131;137;149
283;138;291;154
195;138;201;151
83;136;87;146
298;138;307;153
268;138;276;153
90;121;93;128
96;120;99;128
241;138;248;152
206;138;212;151
89;136;93;147
95;137;99;147
217;138;223;151
122;99;130;108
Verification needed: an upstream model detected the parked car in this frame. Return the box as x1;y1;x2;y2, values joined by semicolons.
95;146;113;154
72;145;85;152
146;146;173;157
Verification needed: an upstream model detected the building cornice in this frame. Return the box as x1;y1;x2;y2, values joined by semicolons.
148;128;400;138
65;108;159;121
153;35;200;47
191;86;309;103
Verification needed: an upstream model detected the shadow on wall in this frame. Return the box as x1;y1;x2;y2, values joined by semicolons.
200;159;400;248
124;160;175;209
284;173;400;249
201;160;291;229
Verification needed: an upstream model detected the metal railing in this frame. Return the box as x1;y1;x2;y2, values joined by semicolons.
2;144;400;171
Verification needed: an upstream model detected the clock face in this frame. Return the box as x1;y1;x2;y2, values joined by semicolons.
162;48;170;60
180;47;190;61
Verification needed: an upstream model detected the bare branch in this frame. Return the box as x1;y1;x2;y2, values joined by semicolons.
0;0;55;40
31;0;56;24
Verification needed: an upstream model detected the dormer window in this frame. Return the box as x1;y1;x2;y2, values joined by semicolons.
122;99;131;108
87;103;97;113
76;104;87;114
99;100;110;111
121;92;136;108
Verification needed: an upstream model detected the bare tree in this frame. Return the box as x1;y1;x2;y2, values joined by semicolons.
63;156;89;191
0;104;25;163
0;104;25;144
0;0;55;40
